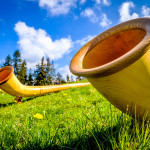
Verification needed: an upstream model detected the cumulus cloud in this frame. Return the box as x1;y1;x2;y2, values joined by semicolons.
99;13;112;27
38;0;77;16
75;35;95;46
81;7;112;27
0;59;4;65
119;1;139;22
81;8;99;23
94;0;110;6
58;65;75;81
95;0;101;4
14;21;73;68
142;5;150;17
102;0;110;6
79;0;86;5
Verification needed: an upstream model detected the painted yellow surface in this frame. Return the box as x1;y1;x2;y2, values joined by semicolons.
0;66;90;98
88;52;150;120
70;18;150;120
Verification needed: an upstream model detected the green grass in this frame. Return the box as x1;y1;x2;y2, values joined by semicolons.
0;86;150;150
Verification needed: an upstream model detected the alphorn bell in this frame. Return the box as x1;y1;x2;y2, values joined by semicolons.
70;17;150;120
0;66;90;102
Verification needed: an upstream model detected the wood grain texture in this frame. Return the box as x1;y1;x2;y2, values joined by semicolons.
70;17;150;77
0;66;91;98
70;17;150;120
83;29;145;69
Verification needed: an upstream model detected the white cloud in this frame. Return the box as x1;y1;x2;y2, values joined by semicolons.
75;35;95;46
119;1;139;22
38;0;77;16
95;0;101;4
142;5;150;17
81;8;99;23
79;0;86;5
58;65;75;81
81;8;112;27
102;0;110;6
0;59;4;65
94;0;110;6
99;13;112;27
14;21;73;68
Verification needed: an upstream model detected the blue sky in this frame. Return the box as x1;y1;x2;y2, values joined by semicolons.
0;0;150;79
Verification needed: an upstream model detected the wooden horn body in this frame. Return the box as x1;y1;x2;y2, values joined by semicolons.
70;18;150;120
0;66;90;98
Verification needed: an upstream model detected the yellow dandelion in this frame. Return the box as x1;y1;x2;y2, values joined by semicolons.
67;99;72;101
63;94;67;96
34;113;43;119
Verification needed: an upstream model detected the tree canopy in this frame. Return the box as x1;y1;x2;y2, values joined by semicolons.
1;49;82;85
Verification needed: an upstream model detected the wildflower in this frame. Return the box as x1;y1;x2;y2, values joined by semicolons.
67;99;72;101
34;113;43;119
63;94;67;96
18;123;22;127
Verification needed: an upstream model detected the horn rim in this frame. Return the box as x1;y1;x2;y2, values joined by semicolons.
0;66;13;85
70;17;150;77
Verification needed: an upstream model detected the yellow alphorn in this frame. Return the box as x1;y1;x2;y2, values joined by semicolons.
70;17;150;120
0;66;90;102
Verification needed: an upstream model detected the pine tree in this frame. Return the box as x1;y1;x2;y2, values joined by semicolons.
71;75;74;82
56;72;63;84
66;74;70;82
13;50;22;77
19;60;27;84
34;63;39;85
61;79;66;84
27;68;34;85
76;76;81;82
3;55;13;66
46;57;52;85
34;57;46;85
50;60;56;82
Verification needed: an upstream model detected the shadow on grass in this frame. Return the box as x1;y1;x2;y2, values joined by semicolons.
0;91;61;108
21;122;128;150
0;97;36;108
45;126;120;150
0;101;16;108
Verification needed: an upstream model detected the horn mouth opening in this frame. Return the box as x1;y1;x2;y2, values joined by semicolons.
82;29;145;69
70;18;150;77
0;66;13;84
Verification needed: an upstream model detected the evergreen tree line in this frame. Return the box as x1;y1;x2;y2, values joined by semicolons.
1;50;75;85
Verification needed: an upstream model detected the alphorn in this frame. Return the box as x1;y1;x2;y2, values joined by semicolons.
70;17;150;120
0;66;90;102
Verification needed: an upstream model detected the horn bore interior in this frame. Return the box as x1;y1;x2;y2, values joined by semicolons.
82;29;146;69
0;69;12;83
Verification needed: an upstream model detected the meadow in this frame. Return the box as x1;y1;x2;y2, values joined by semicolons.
0;85;150;150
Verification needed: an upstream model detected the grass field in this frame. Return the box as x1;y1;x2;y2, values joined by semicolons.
0;85;150;150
